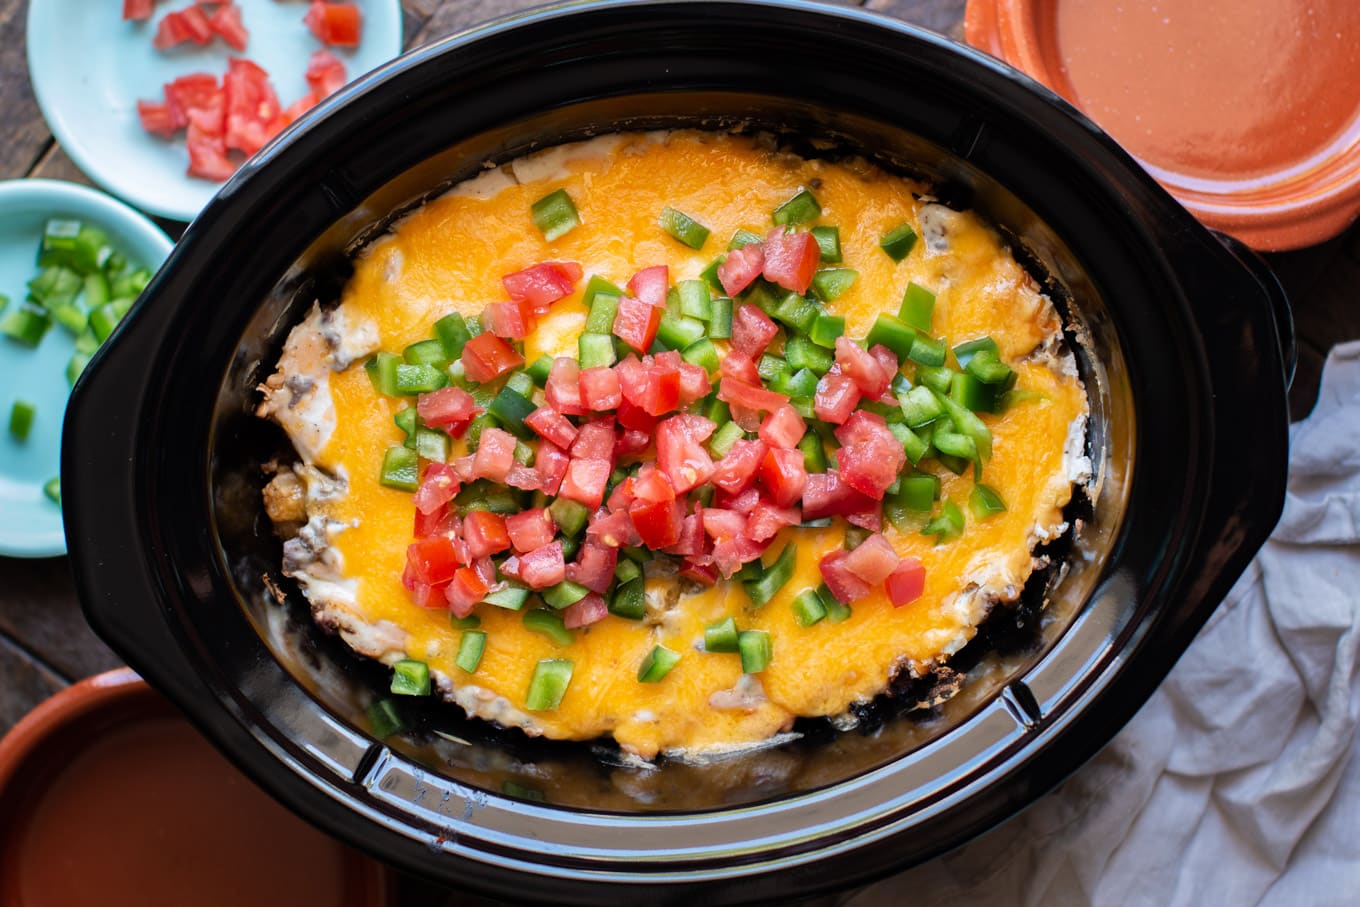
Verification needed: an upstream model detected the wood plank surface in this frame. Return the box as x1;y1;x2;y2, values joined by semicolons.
0;0;1356;903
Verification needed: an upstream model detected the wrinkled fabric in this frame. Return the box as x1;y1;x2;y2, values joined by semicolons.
850;343;1360;907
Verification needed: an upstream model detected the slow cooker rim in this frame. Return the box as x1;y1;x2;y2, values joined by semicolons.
62;0;1289;900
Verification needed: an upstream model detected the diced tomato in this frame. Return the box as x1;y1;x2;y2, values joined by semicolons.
615;396;656;432
762;227;820;294
505;508;555;554
717;486;761;514
666;512;704;557
463;511;511;559
609;478;637;514
123;0;154;21
164;73;220;130
802;471;877;521
720;352;761;385
562;593;609;629
461;333;524;383
885;558;927;607
472;427;517;483
303;0;362;47
499;554;523;582
718;377;789;414
413;462;461;515
846;508;882;532
746;501;800;543
472;556;497;589
566;541;618;593
615;354;644;390
137;100;178;138
502;261;582;310
711;439;766;495
153;7;213;49
580;366;622;411
405;537;459;586
449;455;477;483
758;404;806;449
631;465;676;504
731;304;778;359
758;446;807;508
305;49;347;99
223;58;282;157
677;362;711;404
410;581;447;609
587;508;640;548
712;535;766;578
615;428;650;457
680;561;719;586
413;502;449;539
536;440;569;496
835;337;891;398
702;507;747;540
834;411;906;500
525;407;579;449
641;368;682;417
612;295;662;353
814;370;861;424
560;458;611;509
518;541;566;589
656;414;716;494
842;533;900;585
418;386;480;431
186;124;235;182
626;265;669;308
819;550;871;604
505;465;543;491
717;243;765;296
445;566;489;617
869;345;900;392
208;3;249;52
630;497;685;549
482;299;536;339
571;417;617;462
546;357;586;415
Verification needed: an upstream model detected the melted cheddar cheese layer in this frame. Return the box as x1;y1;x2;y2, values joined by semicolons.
269;131;1089;759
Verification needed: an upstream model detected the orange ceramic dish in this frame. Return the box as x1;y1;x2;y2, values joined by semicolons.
0;670;392;907
965;0;1360;250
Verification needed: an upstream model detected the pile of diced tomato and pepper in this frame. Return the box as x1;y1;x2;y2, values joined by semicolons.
365;187;1020;709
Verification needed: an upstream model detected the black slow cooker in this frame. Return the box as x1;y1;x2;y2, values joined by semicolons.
63;1;1293;902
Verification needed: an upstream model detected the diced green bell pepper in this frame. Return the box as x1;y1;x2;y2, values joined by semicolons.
880;222;918;262
659;207;711;250
531;188;580;241
637;645;681;683
704;616;740;653
390;659;431;696
772;189;821;226
525;658;574;710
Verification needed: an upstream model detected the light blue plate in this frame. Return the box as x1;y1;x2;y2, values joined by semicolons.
27;0;403;222
0;180;174;558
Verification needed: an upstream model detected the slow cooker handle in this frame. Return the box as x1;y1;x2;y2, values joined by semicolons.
1159;229;1293;633
1210;231;1296;389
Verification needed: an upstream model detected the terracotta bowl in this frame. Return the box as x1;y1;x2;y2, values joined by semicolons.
965;0;1360;250
0;669;393;907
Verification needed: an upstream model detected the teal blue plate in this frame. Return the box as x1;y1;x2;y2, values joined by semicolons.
27;0;404;222
0;180;173;558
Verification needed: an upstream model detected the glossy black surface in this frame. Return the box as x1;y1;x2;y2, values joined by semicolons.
62;1;1292;902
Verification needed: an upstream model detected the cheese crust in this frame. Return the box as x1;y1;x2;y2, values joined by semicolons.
259;131;1091;760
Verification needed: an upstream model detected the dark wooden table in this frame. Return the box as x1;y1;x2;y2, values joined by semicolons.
1;0;1356;902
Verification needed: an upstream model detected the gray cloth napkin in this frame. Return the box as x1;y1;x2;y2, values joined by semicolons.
850;342;1360;907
